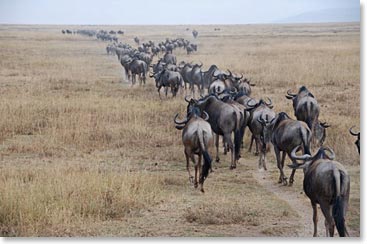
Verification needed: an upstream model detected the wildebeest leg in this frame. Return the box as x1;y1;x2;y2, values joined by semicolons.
274;147;286;183
223;136;227;155
158;86;162;100
185;149;193;183
288;157;297;186
255;138;259;155
319;203;334;237
248;134;254;152
215;134;220;162
165;87;168;97
311;201;318;237
197;154;202;191
224;133;235;169
192;154;199;188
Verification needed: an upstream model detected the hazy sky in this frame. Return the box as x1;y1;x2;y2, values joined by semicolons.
0;0;360;25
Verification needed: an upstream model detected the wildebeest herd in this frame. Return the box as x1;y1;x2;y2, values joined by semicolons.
65;29;359;237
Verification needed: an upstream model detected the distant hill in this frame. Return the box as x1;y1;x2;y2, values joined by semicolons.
276;8;360;23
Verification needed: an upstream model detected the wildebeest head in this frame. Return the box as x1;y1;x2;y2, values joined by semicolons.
257;112;286;146
174;97;209;130
285;86;314;109
289;145;335;169
150;70;165;88
246;97;274;111
314;121;330;147
349;126;360;154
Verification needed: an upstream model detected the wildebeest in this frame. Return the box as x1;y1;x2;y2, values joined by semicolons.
163;52;177;65
117;30;124;35
174;106;213;192
151;69;183;98
234;92;258;151
187;94;244;169
235;77;255;96
288;146;350;237
178;62;193;91
189;63;204;96
128;59;148;85
349;126;360;154
192;30;198;38
285;86;320;145
202;64;220;89
259;112;312;185
314;121;330;147
246;98;276;170
186;44;197;55
134;36;140;45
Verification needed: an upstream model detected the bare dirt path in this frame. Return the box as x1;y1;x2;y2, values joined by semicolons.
252;168;317;237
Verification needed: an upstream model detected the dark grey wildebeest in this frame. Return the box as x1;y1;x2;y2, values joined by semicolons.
178;62;193;91
235;77;255;96
289;146;350;237
128;59;148;85
163;52;177;65
258;112;312;185
192;30;198;38
174;106;213;192
246;98;276;170
285;86;320;145
189;63;204;96
151;69;183;98
188;94;244;169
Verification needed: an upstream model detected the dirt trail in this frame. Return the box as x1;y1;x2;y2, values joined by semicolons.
252;169;318;237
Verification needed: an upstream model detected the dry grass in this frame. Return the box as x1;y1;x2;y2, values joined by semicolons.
0;162;164;236
0;23;360;237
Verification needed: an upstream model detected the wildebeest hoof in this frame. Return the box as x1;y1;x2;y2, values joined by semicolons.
288;179;294;186
230;165;236;170
254;152;259;156
200;188;205;193
283;179;288;186
216;157;220;163
189;176;194;183
194;182;198;188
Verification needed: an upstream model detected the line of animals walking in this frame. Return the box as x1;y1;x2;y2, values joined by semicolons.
66;29;360;237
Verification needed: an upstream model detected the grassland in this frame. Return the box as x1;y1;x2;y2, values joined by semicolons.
0;23;360;237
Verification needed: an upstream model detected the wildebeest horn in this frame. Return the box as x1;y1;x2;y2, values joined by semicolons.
257;116;266;126
349;126;359;136
246;98;257;108
199;61;203;67
202;111;209;121
239;73;244;79
290;145;312;161
227;69;232;77
286;89;297;97
184;95;191;103
323;147;335;160
320;122;330;128
265;97;273;108
174;113;189;125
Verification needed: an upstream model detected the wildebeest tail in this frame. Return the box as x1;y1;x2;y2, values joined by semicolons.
332;168;348;237
197;128;212;183
234;112;243;160
300;127;312;155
